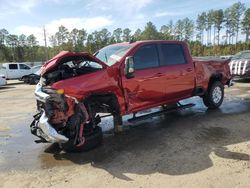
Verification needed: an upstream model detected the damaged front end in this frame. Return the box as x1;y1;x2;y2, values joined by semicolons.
31;83;89;147
30;51;112;151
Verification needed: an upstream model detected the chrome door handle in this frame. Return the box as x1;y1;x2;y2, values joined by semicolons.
155;73;163;77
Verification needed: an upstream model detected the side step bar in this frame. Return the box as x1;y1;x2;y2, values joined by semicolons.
128;103;195;124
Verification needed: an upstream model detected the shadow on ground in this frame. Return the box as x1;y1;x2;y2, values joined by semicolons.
0;86;16;91
1;87;250;180
42;100;250;180
0;81;25;92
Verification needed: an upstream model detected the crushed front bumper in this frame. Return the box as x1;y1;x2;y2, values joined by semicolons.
30;111;69;143
31;83;69;143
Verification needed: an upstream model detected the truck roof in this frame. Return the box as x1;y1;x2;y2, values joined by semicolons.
3;62;28;65
107;40;187;47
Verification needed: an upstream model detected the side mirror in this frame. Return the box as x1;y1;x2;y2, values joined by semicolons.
124;56;135;79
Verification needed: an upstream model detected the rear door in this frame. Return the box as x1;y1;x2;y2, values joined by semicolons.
122;44;167;112
158;43;195;100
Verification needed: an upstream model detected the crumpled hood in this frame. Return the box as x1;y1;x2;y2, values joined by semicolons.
51;68;116;100
41;51;107;75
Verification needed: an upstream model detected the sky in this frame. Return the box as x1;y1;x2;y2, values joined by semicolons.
1;0;250;45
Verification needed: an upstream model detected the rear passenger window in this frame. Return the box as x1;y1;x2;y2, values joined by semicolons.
160;44;187;66
9;64;18;70
134;44;159;70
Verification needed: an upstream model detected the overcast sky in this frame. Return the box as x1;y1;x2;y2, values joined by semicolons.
1;0;249;45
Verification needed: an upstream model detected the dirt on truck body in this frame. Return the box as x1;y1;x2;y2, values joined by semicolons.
30;40;232;152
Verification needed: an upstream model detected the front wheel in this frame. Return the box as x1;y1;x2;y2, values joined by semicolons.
203;81;224;109
61;126;103;152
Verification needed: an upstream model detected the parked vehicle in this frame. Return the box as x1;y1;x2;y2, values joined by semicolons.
21;66;41;85
229;50;250;79
21;71;41;85
30;40;232;152
0;75;7;86
0;63;33;79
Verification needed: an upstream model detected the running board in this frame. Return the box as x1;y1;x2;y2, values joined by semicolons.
128;103;195;124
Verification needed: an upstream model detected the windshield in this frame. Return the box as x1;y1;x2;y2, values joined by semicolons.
233;51;250;60
95;44;133;66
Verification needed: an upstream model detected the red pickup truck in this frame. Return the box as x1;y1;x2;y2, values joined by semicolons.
31;40;232;152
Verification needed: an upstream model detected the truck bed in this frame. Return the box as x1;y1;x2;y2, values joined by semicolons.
193;58;231;91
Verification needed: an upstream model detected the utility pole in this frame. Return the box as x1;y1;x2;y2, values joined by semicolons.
11;43;15;62
43;27;48;62
11;39;16;62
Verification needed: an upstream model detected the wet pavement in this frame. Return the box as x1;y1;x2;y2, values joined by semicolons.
0;80;250;175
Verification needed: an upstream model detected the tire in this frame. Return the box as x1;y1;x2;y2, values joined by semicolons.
62;126;103;152
203;81;224;109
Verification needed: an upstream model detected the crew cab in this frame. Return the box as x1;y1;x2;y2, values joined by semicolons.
0;63;33;79
30;40;232;152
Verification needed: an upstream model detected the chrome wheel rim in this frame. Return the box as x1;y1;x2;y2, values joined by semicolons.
212;86;222;104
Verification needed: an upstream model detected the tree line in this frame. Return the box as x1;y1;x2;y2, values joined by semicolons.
0;1;249;63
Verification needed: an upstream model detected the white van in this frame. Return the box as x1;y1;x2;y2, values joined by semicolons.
0;63;33;79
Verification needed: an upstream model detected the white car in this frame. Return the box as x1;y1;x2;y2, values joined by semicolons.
0;63;33;79
0;75;7;86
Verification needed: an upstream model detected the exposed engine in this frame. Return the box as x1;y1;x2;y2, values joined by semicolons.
43;56;102;85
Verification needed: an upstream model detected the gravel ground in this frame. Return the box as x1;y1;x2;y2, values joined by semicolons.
0;80;249;188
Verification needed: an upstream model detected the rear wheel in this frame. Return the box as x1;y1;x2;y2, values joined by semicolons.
203;81;224;109
61;126;103;152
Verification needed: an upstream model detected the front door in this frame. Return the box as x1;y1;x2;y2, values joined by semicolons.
19;64;32;77
7;64;19;79
122;44;166;112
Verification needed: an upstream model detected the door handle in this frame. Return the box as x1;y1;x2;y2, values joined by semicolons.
186;68;193;72
148;72;163;79
154;72;163;77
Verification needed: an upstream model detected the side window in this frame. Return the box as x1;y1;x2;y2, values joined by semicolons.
9;64;18;70
160;44;187;66
19;64;31;70
134;44;159;70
